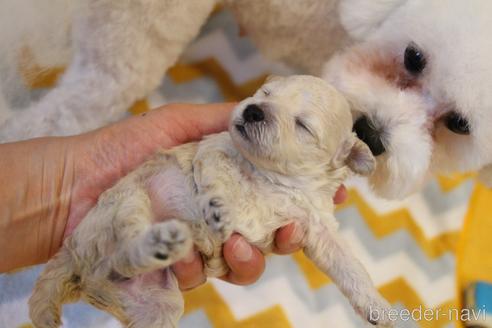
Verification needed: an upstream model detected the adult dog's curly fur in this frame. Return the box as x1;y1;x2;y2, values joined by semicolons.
2;0;492;199
29;76;392;327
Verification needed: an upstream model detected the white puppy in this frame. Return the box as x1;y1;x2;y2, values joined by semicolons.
1;0;492;199
29;76;392;328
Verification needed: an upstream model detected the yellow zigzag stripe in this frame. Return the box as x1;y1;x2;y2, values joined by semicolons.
381;278;457;328
20;57;263;111
168;59;268;101
182;276;456;327
338;189;460;258
183;283;292;328
19;48;65;89
456;183;492;328
436;173;475;192
19;56;151;115
21;57;267;104
292;251;331;289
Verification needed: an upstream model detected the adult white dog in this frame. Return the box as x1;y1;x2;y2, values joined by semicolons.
1;0;492;198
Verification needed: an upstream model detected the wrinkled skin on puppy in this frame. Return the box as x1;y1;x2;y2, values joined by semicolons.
29;76;393;328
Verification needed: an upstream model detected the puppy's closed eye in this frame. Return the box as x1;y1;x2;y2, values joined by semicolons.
295;117;314;137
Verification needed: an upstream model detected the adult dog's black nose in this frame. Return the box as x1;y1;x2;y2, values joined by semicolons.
353;116;386;156
243;104;265;123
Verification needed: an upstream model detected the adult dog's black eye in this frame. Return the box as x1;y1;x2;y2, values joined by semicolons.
404;43;426;74
445;112;470;135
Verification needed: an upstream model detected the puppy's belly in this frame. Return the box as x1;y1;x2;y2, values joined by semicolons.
147;164;197;222
115;269;183;320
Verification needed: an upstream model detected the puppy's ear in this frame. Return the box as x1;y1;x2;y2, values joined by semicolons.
338;0;408;40
332;135;376;176
478;164;492;188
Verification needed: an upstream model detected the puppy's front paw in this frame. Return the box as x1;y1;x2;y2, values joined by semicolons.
355;293;394;327
145;220;192;264
201;197;234;240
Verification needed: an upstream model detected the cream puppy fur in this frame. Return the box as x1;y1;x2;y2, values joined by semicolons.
2;0;492;200
29;76;392;328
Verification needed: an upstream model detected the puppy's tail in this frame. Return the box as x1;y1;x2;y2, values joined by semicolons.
29;240;81;328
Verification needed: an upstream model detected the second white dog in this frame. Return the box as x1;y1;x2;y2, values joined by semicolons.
29;76;392;327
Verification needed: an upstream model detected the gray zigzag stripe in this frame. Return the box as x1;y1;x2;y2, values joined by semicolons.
180;309;214;328
0;265;42;304
421;179;474;215
156;76;225;103
241;255;365;327
244;256;422;327
337;206;455;281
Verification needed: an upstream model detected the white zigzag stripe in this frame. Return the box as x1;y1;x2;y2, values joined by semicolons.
211;276;360;328
346;176;468;238
183;30;295;84
211;236;454;327
343;229;455;308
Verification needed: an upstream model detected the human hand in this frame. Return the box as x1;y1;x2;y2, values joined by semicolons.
0;103;235;272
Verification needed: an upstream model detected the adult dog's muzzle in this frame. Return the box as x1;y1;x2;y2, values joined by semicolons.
353;116;386;156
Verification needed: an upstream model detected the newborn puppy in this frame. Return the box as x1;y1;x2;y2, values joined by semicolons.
29;76;392;328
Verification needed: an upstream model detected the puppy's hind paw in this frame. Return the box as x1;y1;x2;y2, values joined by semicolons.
145;220;192;264
30;312;62;328
355;294;394;327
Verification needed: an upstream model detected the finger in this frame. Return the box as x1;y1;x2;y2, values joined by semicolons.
333;184;348;204
172;249;207;291
149;103;237;146
221;234;265;285
273;222;304;255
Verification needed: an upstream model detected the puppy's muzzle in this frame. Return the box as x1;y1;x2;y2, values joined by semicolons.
353;116;386;156
235;104;266;141
243;104;265;123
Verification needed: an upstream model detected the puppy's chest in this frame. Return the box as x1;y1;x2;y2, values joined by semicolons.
232;182;319;245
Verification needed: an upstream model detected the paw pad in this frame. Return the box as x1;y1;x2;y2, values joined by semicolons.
209;198;222;207
154;252;169;261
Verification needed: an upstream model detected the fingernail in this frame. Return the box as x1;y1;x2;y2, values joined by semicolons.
182;250;196;264
289;223;304;246
232;237;253;262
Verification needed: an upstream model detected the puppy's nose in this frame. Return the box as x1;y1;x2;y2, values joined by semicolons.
353;116;386;156
243;104;265;123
